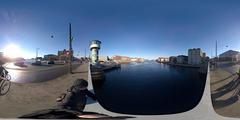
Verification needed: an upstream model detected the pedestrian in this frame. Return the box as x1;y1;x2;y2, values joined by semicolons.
56;79;97;113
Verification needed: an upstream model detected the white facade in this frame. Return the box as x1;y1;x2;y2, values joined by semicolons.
188;48;203;65
90;40;101;65
219;50;239;61
237;54;240;61
99;56;109;62
157;57;169;62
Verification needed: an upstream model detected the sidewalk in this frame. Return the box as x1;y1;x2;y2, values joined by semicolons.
0;63;89;118
210;67;240;118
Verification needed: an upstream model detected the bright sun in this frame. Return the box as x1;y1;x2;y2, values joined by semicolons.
3;44;22;58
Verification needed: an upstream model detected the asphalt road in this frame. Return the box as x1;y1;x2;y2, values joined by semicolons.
6;64;80;83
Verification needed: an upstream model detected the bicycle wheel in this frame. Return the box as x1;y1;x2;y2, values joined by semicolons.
5;74;11;81
0;80;11;95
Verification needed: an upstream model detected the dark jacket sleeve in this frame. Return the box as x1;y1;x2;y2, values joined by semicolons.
85;90;97;100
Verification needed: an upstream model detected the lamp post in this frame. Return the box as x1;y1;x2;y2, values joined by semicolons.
68;23;73;74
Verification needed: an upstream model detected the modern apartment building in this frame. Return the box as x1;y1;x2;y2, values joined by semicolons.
169;56;177;64
188;48;204;65
177;55;188;64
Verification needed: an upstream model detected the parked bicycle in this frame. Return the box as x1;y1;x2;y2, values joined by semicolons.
0;66;11;95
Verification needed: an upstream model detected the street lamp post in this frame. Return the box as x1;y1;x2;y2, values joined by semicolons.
84;48;86;58
215;40;218;68
68;23;73;74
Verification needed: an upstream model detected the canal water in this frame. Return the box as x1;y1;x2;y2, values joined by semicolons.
92;61;207;115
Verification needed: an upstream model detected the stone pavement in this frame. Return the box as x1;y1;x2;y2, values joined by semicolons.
210;65;240;118
0;63;89;118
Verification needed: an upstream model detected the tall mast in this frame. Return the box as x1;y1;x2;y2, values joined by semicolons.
215;40;217;59
69;23;73;74
84;48;86;58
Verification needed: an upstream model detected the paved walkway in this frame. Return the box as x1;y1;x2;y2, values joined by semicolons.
210;64;240;118
0;63;88;118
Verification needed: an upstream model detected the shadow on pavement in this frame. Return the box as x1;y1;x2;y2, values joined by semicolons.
212;96;238;109
19;109;136;119
212;76;239;98
211;73;237;85
211;75;240;109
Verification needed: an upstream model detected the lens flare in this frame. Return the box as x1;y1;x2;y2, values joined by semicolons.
3;44;22;58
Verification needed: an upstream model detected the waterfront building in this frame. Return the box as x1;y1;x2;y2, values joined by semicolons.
188;48;204;65
44;54;58;61
177;55;188;64
99;56;110;62
130;58;138;62
36;57;43;61
236;53;240;62
139;58;145;62
112;55;131;63
112;55;144;63
58;49;72;62
90;40;101;65
203;52;206;58
157;57;169;63
169;56;177;64
219;50;240;61
131;58;145;62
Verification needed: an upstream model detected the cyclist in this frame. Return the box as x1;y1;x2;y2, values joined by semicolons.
0;60;7;81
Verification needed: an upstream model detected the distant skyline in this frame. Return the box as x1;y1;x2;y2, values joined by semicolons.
0;0;240;59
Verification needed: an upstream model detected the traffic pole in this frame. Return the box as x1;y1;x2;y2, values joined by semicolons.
69;23;73;74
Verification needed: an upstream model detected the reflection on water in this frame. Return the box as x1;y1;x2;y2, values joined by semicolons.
93;61;206;115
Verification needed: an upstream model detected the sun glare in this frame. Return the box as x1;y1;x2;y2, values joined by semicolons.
3;44;22;58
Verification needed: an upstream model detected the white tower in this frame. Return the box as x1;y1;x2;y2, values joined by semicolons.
90;40;101;65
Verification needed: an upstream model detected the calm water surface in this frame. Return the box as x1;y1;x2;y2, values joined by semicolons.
93;61;206;115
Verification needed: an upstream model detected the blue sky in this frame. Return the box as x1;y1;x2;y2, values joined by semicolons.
0;0;240;59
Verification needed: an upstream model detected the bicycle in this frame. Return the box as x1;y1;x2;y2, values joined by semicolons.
0;68;11;95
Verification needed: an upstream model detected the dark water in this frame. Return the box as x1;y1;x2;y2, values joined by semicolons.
92;61;206;115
